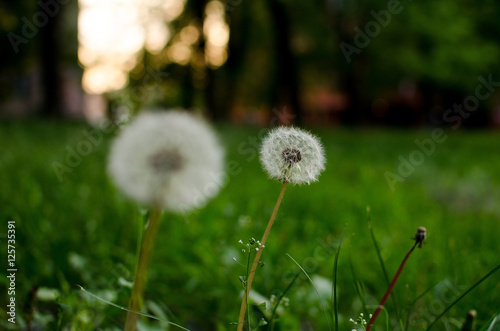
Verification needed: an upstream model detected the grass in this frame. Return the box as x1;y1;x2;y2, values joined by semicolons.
0;119;499;330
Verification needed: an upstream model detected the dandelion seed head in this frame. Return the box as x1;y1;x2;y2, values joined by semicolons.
260;126;325;185
107;110;224;212
148;149;184;173
282;148;302;165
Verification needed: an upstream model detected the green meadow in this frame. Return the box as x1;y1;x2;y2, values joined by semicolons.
1;120;499;330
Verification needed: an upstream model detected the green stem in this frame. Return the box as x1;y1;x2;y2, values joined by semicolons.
124;208;162;331
237;181;288;331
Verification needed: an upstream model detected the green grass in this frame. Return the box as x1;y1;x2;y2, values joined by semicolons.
0;120;499;330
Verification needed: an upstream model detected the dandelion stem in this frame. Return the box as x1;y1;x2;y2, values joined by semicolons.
366;241;418;331
124;208;162;331
237;181;288;331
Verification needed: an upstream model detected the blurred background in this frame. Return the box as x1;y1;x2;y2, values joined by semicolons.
2;0;500;126
2;1;500;330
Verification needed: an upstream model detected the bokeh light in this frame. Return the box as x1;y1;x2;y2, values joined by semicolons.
204;1;229;68
78;0;186;94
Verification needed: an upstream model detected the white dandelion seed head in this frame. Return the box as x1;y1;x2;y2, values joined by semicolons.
259;126;326;185
107;110;224;213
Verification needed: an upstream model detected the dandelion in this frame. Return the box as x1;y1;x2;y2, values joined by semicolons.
260;126;325;185
107;110;224;331
237;126;326;331
108;110;224;213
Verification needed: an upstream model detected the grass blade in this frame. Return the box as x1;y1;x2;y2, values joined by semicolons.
286;253;332;331
486;315;498;331
426;263;500;330
404;281;440;331
269;271;300;331
368;215;402;327
332;233;344;331
349;258;368;316
367;304;390;331
366;242;417;331
77;285;190;331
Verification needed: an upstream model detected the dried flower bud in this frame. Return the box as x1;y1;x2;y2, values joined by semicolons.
414;226;426;248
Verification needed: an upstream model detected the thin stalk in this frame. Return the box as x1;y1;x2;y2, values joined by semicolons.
237;181;288;331
366;242;418;331
124;208;162;331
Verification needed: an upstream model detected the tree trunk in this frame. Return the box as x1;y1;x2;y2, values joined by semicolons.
39;5;62;117
328;2;368;125
222;1;251;121
268;0;303;125
188;0;220;119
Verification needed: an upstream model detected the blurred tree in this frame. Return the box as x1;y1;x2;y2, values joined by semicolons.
327;0;372;124
0;1;38;113
221;1;251;119
1;0;79;118
5;0;500;126
333;0;500;126
268;0;303;124
39;4;63;117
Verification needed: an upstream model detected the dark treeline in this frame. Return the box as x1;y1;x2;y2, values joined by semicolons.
2;0;500;127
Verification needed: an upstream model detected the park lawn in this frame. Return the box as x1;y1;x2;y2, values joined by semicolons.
0;119;499;330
